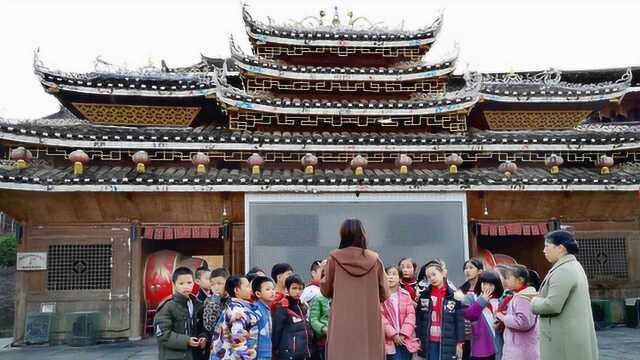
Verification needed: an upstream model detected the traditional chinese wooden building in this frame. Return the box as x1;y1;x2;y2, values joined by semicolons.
1;5;640;342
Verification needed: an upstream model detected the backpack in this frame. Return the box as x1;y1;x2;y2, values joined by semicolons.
203;294;225;333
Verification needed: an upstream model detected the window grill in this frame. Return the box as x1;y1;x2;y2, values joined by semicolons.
576;237;628;280
47;244;112;290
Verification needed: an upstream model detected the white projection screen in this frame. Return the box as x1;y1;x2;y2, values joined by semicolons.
245;193;469;286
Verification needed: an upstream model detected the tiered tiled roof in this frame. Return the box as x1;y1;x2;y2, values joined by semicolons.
1;7;639;193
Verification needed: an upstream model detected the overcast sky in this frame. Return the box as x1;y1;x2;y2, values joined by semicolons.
1;0;639;119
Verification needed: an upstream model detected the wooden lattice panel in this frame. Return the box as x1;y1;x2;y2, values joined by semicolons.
484;110;591;130
228;111;467;132
254;45;427;61
47;244;112;290
577;234;629;280
245;77;447;94
73;103;201;127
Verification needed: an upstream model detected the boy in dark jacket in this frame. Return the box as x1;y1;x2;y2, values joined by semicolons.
415;260;465;360
194;266;212;303
154;266;207;360
272;274;312;360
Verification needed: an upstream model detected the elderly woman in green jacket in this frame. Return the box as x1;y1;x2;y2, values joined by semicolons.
531;230;598;360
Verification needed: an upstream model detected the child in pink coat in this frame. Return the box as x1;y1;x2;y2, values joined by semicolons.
381;266;419;360
496;265;539;360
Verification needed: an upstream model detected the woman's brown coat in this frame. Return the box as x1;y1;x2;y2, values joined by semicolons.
320;247;390;360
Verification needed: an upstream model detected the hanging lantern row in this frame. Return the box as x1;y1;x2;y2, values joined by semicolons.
7;148;616;177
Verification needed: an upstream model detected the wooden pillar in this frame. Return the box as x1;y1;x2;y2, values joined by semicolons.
231;223;245;274
13;223;26;342
222;220;232;271
468;219;479;258
129;223;143;340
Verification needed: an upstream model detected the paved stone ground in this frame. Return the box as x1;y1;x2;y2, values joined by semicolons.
0;326;638;359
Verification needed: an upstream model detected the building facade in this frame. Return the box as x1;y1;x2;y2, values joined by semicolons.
1;6;640;341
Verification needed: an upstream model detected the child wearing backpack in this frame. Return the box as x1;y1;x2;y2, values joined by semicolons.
272;274;313;360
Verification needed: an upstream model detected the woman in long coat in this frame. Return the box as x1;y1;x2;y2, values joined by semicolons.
531;230;598;360
320;219;390;360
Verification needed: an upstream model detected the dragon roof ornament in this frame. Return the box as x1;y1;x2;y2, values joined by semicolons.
33;49;216;82
483;67;632;91
242;3;443;36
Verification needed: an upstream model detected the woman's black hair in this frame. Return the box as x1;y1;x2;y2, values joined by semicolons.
339;219;367;251
545;230;579;255
225;275;246;298
463;258;484;272
474;270;504;298
528;269;542;291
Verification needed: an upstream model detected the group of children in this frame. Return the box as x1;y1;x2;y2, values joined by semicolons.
154;257;541;360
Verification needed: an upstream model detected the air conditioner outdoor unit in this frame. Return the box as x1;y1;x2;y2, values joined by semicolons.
64;311;101;346
25;312;55;345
